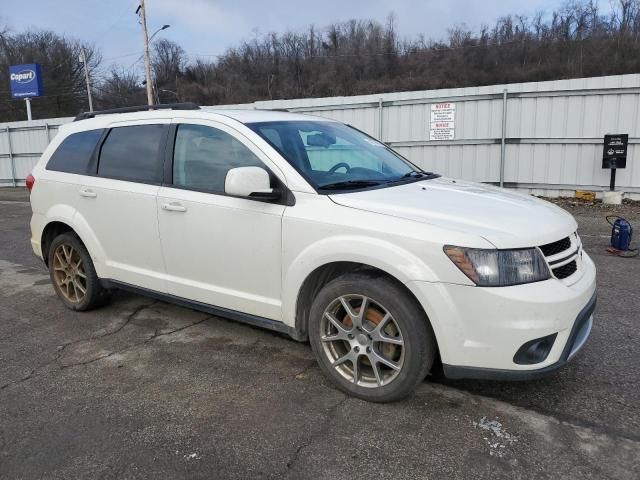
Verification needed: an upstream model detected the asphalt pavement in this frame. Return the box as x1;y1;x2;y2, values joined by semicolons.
0;189;638;479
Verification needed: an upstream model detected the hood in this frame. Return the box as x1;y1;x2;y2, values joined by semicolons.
329;177;577;249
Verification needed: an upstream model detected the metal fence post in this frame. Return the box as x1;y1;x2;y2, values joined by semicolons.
499;89;508;188
6;126;16;187
44;123;51;143
378;98;384;141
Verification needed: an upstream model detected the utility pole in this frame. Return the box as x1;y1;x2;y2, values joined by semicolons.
79;48;94;112
137;0;154;106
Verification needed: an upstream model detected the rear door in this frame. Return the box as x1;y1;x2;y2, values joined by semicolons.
40;128;106;220
73;120;169;292
156;119;285;320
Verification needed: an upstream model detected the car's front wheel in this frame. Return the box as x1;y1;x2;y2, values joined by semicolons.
309;271;436;402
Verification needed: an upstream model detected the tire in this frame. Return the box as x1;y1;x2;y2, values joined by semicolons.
309;271;436;403
47;232;110;311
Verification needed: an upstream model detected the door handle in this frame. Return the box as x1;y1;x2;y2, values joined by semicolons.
161;202;187;212
79;188;97;198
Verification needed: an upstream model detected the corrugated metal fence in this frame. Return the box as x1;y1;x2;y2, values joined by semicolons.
0;118;72;186
2;74;639;197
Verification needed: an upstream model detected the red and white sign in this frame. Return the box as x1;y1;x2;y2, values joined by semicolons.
430;103;456;140
431;121;454;129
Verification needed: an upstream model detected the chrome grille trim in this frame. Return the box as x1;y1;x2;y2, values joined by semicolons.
548;248;580;266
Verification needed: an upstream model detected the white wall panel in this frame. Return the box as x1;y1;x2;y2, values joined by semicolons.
2;75;639;196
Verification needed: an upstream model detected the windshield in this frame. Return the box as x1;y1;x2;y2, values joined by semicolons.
247;120;437;192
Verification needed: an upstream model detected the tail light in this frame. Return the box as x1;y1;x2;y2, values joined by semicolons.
25;173;35;192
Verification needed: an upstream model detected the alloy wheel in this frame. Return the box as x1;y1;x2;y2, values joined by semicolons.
320;294;405;388
52;243;87;304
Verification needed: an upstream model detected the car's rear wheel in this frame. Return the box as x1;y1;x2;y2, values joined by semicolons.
309;271;436;402
48;232;109;311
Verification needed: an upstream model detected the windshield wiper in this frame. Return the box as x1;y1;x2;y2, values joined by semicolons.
400;170;426;179
381;171;425;184
386;170;438;184
318;180;382;190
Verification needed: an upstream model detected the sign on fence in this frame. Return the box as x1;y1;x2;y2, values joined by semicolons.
430;103;455;140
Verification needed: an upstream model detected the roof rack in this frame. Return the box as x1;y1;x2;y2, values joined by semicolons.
73;102;200;121
256;108;290;112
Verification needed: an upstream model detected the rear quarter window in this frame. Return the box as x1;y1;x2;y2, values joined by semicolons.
97;124;166;184
46;129;104;174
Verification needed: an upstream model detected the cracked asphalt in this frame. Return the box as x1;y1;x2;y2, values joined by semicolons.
0;189;639;479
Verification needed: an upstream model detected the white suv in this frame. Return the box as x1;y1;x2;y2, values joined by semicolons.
28;104;596;402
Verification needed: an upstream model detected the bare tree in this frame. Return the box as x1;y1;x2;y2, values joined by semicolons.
95;68;145;108
3;1;640;120
151;38;187;101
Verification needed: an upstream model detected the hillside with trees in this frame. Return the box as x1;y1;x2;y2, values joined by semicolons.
1;0;640;121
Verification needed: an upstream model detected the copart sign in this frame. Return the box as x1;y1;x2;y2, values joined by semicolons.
9;64;43;98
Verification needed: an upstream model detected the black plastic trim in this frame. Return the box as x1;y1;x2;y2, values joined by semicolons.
442;291;596;381
100;279;304;341
87;128;111;175
162;123;178;185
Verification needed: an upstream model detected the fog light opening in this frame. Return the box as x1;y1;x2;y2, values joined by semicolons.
513;333;558;365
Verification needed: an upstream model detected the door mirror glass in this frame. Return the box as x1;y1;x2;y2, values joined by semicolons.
225;166;279;200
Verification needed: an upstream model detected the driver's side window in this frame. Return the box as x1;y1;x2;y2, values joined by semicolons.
300;131;381;173
173;124;264;193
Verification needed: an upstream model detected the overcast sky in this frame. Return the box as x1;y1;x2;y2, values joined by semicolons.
2;0;611;73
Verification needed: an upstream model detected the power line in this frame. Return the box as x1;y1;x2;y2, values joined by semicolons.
88;0;139;41
103;51;141;62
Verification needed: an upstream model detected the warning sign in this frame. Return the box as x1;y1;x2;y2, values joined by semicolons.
430;103;455;140
430;103;456;122
429;129;455;141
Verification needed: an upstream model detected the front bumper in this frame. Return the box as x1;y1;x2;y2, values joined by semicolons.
442;291;595;380
406;251;597;378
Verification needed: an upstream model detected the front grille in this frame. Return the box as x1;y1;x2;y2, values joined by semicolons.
538;234;580;281
539;237;571;257
553;260;577;279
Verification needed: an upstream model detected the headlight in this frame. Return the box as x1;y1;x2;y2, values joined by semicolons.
444;246;550;287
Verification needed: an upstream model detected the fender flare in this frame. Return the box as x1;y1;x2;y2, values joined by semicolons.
282;235;439;328
41;205;107;276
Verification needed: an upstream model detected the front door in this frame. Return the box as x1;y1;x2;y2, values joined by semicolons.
157;120;285;320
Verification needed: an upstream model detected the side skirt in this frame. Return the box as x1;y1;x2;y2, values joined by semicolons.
100;279;303;341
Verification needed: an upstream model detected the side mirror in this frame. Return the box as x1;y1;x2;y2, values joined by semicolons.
225;166;281;200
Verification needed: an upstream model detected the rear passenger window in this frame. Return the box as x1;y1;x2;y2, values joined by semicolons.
98;125;166;183
46;129;103;174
